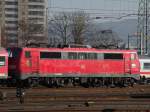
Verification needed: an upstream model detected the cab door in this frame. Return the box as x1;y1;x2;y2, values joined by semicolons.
31;51;39;74
124;53;140;75
130;53;140;74
24;50;39;74
124;53;131;74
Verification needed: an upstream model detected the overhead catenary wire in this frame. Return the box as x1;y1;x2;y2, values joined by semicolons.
48;0;138;20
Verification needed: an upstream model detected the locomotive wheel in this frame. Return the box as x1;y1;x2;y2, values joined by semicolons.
110;78;115;88
80;78;89;88
25;78;39;87
46;78;53;87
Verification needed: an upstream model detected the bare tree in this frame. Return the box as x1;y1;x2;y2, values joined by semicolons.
86;29;123;49
18;19;44;47
49;12;71;45
71;11;90;44
48;11;91;46
48;11;123;48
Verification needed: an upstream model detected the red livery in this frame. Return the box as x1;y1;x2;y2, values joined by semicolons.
0;48;8;79
7;47;140;87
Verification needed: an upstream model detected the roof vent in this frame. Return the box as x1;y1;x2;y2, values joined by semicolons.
68;44;92;48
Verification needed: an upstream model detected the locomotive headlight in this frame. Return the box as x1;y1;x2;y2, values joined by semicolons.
0;73;5;76
131;64;136;68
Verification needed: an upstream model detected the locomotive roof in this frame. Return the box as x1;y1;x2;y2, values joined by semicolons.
21;47;137;53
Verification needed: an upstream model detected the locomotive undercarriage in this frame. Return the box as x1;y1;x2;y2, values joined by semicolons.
21;77;135;88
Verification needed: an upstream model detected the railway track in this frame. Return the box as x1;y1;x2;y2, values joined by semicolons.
0;85;150;111
0;99;150;111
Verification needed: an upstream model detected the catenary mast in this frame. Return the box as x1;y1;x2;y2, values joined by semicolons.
138;0;150;55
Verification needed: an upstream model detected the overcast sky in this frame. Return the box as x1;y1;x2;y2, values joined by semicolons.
48;0;138;20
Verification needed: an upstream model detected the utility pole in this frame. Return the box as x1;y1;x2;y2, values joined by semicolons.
145;0;148;54
128;34;130;49
128;34;138;50
138;0;150;55
46;7;49;42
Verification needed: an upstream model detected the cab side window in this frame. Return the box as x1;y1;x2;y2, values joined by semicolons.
25;51;31;58
0;56;5;66
131;53;136;60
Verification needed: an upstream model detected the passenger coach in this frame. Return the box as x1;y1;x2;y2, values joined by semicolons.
139;57;150;83
7;47;140;87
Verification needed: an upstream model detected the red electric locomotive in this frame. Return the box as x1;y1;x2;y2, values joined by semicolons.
8;47;140;87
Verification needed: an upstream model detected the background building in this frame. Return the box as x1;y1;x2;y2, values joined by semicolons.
0;0;48;47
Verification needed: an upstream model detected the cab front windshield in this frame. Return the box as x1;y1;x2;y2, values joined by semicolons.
7;48;21;58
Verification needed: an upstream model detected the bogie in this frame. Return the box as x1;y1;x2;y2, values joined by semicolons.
19;77;136;88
